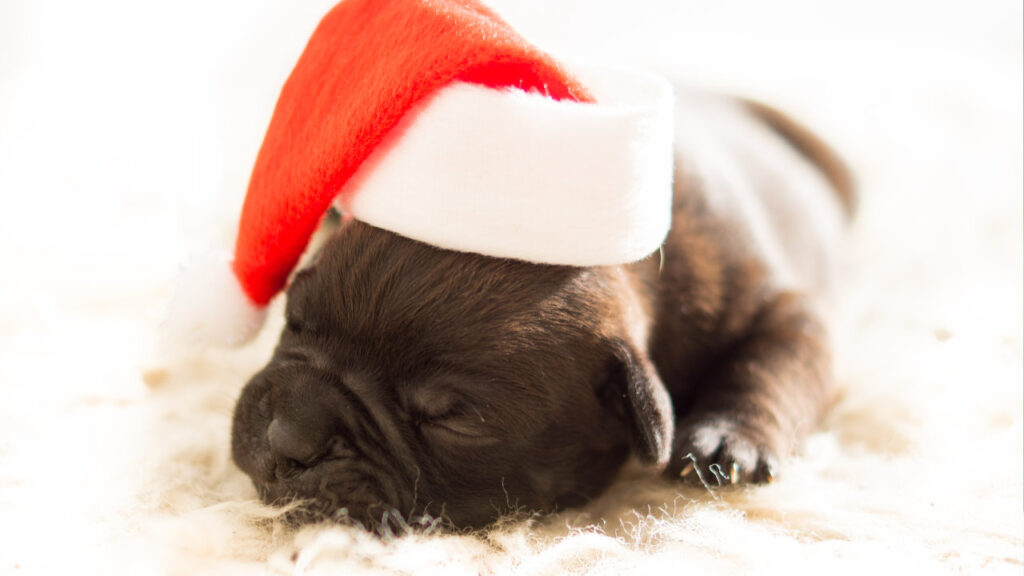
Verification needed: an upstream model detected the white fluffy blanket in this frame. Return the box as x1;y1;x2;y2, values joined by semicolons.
1;1;1020;574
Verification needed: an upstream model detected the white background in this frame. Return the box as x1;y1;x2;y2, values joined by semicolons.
0;1;1020;574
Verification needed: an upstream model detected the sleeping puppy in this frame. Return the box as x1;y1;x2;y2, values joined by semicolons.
230;89;854;530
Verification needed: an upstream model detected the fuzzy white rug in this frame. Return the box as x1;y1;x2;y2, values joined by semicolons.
1;1;1021;574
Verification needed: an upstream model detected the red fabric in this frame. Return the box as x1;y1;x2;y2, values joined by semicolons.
233;0;593;306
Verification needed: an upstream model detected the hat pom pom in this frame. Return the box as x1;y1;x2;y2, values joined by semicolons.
161;251;267;351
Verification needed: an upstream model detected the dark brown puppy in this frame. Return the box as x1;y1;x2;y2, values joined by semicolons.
230;90;853;530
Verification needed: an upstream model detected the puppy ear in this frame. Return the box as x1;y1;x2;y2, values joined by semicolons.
601;339;674;466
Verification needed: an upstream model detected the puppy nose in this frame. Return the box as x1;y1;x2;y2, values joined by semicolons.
267;418;330;467
265;370;343;470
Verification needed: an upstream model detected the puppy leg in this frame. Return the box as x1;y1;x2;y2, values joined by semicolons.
665;291;833;486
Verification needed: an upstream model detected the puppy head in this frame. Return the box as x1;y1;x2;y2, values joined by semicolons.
231;221;672;530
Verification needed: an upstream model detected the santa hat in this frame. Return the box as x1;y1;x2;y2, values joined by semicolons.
164;0;674;348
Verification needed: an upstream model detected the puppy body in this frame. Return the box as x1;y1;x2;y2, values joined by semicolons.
231;90;852;529
646;90;850;481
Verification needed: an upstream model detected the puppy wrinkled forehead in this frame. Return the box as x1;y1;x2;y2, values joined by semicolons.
288;221;621;345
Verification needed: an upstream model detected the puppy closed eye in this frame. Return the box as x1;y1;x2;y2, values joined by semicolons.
423;406;485;433
412;395;499;446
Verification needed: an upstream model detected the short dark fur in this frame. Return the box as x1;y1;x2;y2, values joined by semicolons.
231;97;852;530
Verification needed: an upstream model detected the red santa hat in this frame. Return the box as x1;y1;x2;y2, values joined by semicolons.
164;0;674;348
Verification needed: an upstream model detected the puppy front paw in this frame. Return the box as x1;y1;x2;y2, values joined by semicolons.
664;415;779;487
